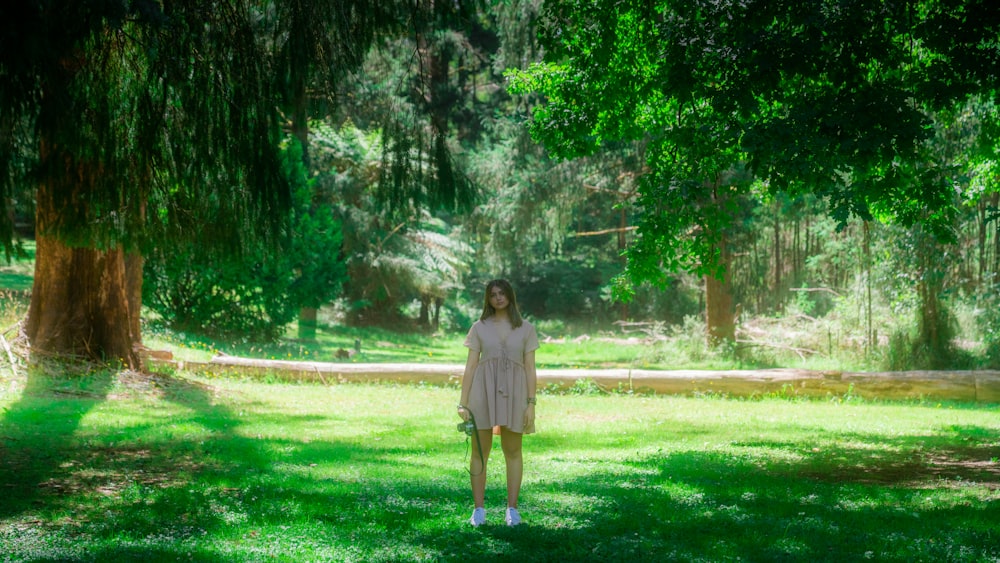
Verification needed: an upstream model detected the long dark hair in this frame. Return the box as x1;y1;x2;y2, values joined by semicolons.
479;279;523;328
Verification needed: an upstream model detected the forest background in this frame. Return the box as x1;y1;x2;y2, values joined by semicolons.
2;0;1000;373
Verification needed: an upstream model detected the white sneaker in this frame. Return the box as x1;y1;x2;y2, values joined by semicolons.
469;507;486;527
505;507;521;527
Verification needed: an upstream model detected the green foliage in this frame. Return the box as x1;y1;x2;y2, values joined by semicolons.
0;1;298;251
973;283;1000;368
885;330;917;373
282;140;348;311
507;0;1000;297
7;1;1000;370
567;377;603;395
792;285;817;317
341;2;497;221
307;121;474;328
142;140;346;340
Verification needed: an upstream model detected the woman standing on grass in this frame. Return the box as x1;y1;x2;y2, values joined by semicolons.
458;279;539;527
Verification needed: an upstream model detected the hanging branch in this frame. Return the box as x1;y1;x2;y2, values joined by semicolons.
570;226;638;237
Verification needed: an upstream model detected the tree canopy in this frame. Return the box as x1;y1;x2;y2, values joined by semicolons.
0;0;293;253
509;0;1000;294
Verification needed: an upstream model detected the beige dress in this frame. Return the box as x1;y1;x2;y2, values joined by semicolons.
464;318;539;434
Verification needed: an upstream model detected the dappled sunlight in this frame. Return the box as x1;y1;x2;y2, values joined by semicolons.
3;377;999;560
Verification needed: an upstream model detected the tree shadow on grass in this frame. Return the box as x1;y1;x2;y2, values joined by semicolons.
5;377;1000;562
0;368;115;520
1;371;468;560
733;424;1000;487
404;445;1000;562
0;370;285;540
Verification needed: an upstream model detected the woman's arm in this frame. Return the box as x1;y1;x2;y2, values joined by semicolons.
458;348;479;420
524;349;537;427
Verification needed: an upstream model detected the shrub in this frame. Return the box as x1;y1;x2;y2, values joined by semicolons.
143;140;346;340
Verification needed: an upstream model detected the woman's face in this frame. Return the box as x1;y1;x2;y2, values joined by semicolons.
488;285;509;312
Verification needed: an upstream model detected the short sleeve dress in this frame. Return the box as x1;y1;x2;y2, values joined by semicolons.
463;318;540;434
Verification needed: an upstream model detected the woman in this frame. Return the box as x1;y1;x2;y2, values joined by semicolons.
458;279;539;527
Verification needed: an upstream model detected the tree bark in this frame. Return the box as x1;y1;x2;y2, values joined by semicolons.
705;235;735;344
25;148;142;368
26;237;141;368
992;192;1000;276
418;295;430;328
290;65;319;341
432;297;442;331
990;192;1000;274
978;196;988;287
126;252;143;347
773;202;782;312
914;229;951;367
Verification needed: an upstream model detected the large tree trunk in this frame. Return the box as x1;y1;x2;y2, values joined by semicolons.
26;237;141;368
432;297;442;331
25;158;142;368
126;252;144;351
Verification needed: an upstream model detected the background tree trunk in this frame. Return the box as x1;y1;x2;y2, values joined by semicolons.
705;236;735;344
773;201;782;312
418;296;430;328
298;308;318;340
291;74;319;341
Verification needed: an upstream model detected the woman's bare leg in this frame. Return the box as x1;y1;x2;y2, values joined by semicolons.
471;429;493;507
500;427;523;508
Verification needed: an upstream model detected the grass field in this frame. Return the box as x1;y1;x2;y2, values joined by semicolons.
1;370;998;562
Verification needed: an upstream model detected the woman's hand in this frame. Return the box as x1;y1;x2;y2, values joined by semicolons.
457;405;470;422
523;404;535;430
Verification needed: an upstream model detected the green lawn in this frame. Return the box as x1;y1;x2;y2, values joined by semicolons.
1;370;998;561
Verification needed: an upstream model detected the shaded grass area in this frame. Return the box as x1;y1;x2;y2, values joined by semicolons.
0;240;34;293
1;371;999;562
